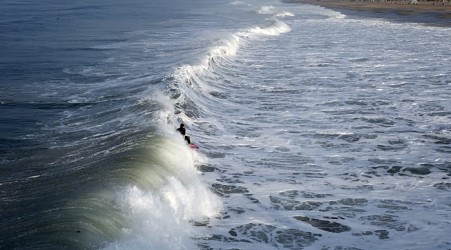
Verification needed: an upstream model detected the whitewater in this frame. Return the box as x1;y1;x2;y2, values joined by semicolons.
0;0;450;249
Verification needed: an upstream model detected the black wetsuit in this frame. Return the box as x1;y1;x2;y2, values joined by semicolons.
176;125;186;135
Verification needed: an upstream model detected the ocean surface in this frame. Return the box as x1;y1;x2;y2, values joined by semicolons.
1;0;450;249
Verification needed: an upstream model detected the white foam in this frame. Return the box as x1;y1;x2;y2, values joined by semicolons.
299;4;347;19
257;5;275;15
103;185;195;250
275;11;295;18
103;135;221;249
230;0;248;6
180;4;451;249
247;20;291;37
104;174;221;249
168;19;291;110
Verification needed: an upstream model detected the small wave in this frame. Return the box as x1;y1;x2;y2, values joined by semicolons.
247;20;291;37
276;11;295;18
257;6;275;15
230;1;247;6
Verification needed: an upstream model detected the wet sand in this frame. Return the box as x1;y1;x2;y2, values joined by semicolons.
284;0;451;26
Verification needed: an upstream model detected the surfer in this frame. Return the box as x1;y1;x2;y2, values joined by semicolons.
177;124;198;149
176;123;186;135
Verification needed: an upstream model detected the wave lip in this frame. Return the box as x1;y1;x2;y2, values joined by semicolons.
168;18;292;121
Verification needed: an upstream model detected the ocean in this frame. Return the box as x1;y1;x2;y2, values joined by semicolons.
0;0;450;249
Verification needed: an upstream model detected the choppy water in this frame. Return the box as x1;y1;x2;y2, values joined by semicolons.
1;0;450;249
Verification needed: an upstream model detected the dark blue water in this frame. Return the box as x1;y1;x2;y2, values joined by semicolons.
1;0;230;248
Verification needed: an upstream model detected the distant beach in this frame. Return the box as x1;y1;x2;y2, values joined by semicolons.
284;0;451;26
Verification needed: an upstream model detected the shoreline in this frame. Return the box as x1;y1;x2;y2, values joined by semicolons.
283;0;451;26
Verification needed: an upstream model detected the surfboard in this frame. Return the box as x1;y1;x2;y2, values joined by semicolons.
189;143;198;149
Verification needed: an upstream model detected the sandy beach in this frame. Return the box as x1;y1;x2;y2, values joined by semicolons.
284;0;451;26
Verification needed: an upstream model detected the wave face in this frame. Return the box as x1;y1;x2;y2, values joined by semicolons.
1;0;450;249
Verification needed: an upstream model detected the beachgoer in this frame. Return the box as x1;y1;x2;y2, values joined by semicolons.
184;135;191;144
176;123;186;135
